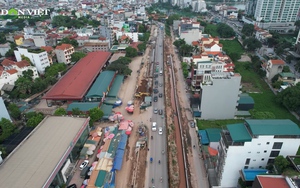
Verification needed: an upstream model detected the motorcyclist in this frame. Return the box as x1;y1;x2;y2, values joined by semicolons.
152;178;154;183
158;160;161;164
162;150;165;154
160;177;163;182
151;135;153;139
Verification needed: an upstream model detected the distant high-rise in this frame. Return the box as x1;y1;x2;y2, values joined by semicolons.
254;0;300;23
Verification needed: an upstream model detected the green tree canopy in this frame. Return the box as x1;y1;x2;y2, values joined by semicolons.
216;23;235;38
125;46;138;58
276;83;300;110
7;103;21;120
26;113;44;127
54;108;67;116
173;38;186;48
22;69;34;81
72;108;81;115
0;118;16;142
44;63;67;78
137;43;147;52
89;107;104;127
241;24;255;37
14;76;33;95
243;37;262;52
274;156;290;174
58;37;78;48
71;52;86;62
166;14;180;25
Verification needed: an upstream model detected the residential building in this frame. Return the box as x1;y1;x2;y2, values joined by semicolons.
1;58;38;79
99;26;115;47
41;46;55;64
191;0;207;13
265;59;285;81
203;42;222;52
216;119;300;187
0;67;18;94
55;44;75;64
253;175;299;188
0;97;11;121
14;46;50;74
76;26;94;37
116;32;139;42
180;29;202;45
83;37;110;52
0;43;10;56
31;33;47;47
199;72;241;119
254;25;272;42
296;30;300;54
14;35;24;46
252;0;300;32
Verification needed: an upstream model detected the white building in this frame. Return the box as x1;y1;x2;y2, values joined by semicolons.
191;0;207;12
0;43;10;56
14;47;50;74
216;119;300;187
253;0;300;32
75;27;94;37
199;72;241;119
55;44;75;64
116;32;139;42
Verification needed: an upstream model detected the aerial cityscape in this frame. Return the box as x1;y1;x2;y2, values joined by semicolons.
0;0;300;188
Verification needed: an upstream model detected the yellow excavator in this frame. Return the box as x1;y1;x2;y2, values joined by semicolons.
135;92;150;98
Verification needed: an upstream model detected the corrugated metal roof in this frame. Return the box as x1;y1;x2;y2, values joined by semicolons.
198;130;209;145
95;170;107;187
246;119;300;136
227;123;252;142
206;128;221;142
107;75;124;98
86;71;116;98
100;104;113;117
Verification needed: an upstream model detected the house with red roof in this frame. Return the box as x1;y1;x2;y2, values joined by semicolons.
203;42;223;52
41;46;55;64
55;44;75;64
253;175;294;188
265;59;285;81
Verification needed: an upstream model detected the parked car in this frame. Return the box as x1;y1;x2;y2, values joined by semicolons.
159;83;163;87
153;89;158;94
159;93;163;98
154;96;158;102
154;108;158;114
79;160;89;170
67;184;77;188
158;127;163;135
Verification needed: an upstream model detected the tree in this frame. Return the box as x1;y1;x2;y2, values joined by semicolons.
178;44;193;57
275;47;284;56
58;37;78;48
88;107;104;127
44;63;67;78
227;51;241;62
72;108;81;115
286;55;293;64
54;108;67;116
237;10;243;20
107;62;132;75
71;52;86;63
282;66;290;72
22;69;34;81
21;55;32;65
243;37;262;52
7;103;21;120
173;39;186;48
274;156;290;174
14;76;33;95
137;43;147;52
138;24;147;33
295;20;300;28
26;113;44;127
216;23;235;38
0;118;16;142
241;24;255;37
125;47;138;58
267;37;278;47
5;49;15;57
276;83;300;110
271;74;280;83
0;145;7;158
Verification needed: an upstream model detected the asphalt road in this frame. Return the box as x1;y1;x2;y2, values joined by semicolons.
148;24;169;188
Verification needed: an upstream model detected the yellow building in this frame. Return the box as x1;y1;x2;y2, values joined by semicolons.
14;35;24;46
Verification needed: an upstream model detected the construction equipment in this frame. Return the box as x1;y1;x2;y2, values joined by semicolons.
134;92;150;98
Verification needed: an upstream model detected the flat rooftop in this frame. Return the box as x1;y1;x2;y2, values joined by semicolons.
0;116;89;188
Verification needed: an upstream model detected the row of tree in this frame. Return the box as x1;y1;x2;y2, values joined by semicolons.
52;15;99;28
173;39;194;57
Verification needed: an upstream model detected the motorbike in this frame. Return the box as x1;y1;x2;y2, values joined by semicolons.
158;160;161;164
151;136;153;139
160;177;163;182
152;178;154;183
162;150;165;154
150;157;153;163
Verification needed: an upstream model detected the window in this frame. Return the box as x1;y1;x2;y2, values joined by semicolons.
245;158;250;165
268;159;275;164
266;142;270;145
264;150;267;153
272;142;283;149
259;166;262;168
261;158;264;161
244;166;248;169
270;151;280;158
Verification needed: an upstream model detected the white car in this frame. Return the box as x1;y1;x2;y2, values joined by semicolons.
158;127;163;135
79;160;89;170
152;122;157;131
154;108;158;114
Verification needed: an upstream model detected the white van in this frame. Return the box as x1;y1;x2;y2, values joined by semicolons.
152;122;157;131
159;70;163;75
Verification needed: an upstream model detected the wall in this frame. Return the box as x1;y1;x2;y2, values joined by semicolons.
180;29;201;45
200;75;241;119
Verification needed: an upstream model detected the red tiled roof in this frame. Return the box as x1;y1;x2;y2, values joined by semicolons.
15;60;30;68
56;43;73;50
75;36;89;40
1;59;15;66
204;42;222;48
41;46;54;53
257;176;289;188
14;35;24;40
129;42;141;50
6;69;18;74
201;38;209;41
192;41;199;46
271;59;285;65
203;51;223;56
193;55;202;58
43;51;112;100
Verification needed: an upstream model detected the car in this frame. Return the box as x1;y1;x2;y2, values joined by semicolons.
67;184;77;188
154;108;158;114
159;83;163;87
152;122;157;131
155;80;158;85
159;93;163;98
79;160;89;170
156;62;159;65
190;121;195;128
159;109;163;115
153;89;158;94
154;96;158;102
158;127;163;135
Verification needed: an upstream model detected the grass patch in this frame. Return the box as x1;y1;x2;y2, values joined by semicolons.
235;61;298;122
204;24;219;37
165;24;171;36
197;119;244;130
220;39;244;57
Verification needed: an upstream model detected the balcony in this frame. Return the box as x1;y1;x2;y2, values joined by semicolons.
221;130;244;148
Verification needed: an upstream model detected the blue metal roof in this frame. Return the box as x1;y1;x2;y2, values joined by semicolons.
113;149;125;170
117;134;128;150
198;130;209;145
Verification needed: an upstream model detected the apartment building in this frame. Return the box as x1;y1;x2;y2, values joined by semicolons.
250;0;300;32
41;46;55;64
216;119;300;187
55;44;75;64
264;59;285;81
0;43;10;56
14;47;50;74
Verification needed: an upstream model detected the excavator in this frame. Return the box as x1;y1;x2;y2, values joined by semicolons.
135;92;150;98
